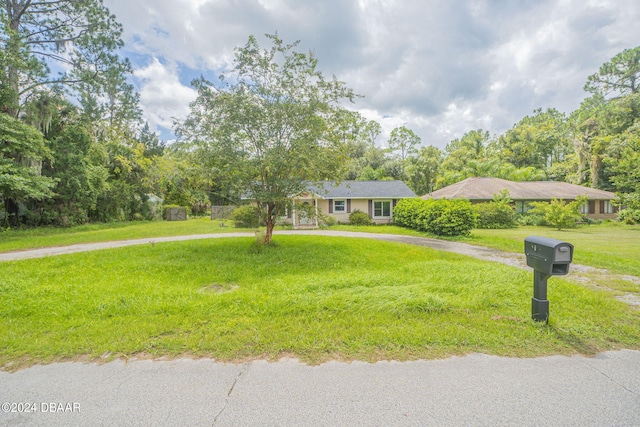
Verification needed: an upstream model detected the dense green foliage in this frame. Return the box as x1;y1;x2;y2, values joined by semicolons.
475;190;517;229
618;195;640;224
231;205;261;228
1;4;639;233
393;198;477;236
176;34;357;244
475;203;517;229
0;1;206;228
0;113;55;226
529;197;588;230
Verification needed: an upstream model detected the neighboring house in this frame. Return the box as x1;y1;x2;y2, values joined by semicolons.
286;180;416;228
424;177;618;220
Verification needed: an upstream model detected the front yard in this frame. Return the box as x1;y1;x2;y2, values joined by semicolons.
1;234;639;370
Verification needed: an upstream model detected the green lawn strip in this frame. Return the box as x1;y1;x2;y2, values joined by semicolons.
2;236;639;370
465;225;640;277
0;218;243;253
3;221;639;279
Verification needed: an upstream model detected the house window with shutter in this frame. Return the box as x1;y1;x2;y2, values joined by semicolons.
333;199;346;213
373;200;392;218
600;200;614;214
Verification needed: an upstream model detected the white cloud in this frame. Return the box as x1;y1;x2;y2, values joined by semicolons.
133;59;198;131
104;0;640;148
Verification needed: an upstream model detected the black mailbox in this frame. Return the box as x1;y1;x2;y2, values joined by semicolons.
524;236;574;322
524;236;573;276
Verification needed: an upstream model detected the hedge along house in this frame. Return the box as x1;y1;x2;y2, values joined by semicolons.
424;177;619;220
286;180;416;228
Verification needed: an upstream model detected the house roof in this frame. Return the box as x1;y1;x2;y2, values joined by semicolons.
308;180;416;199
424;177;617;201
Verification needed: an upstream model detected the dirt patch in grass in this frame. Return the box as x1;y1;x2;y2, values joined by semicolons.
200;283;239;293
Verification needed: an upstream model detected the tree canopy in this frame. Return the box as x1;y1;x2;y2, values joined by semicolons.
1;6;639;232
177;34;358;243
1;0;138;122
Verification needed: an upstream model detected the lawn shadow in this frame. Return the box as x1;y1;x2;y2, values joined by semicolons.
548;325;600;356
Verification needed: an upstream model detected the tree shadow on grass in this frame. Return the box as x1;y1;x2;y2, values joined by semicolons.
548;325;600;356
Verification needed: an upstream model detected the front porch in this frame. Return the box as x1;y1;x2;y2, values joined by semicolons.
291;197;320;229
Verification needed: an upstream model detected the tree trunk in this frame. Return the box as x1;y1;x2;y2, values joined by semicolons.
5;198;20;227
262;201;277;245
4;3;22;117
264;218;275;245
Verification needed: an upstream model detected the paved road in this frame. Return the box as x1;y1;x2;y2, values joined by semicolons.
2;231;640;426
1;351;639;426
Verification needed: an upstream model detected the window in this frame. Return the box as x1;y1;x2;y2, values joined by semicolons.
579;203;589;215
601;200;614;214
373;200;391;218
515;201;532;214
333;199;346;213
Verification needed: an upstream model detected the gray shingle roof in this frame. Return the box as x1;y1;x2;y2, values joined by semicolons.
424;177;616;201
309;181;416;199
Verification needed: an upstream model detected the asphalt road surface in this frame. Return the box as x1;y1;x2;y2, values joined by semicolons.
1;351;640;426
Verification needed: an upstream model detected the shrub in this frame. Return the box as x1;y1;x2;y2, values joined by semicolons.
393;197;477;236
517;213;544;226
231;205;260;228
618;208;640;224
475;202;516;229
320;215;337;227
349;209;373;226
425;199;477;236
529;196;587;230
393;198;426;229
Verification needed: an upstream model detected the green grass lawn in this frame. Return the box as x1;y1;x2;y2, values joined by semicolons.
2;235;639;370
464;224;640;277
0;217;242;253
2;220;639;277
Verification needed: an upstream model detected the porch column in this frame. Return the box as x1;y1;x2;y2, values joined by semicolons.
292;206;297;229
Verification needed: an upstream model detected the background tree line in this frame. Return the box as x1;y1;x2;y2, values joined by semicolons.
0;0;210;227
2;1;639;228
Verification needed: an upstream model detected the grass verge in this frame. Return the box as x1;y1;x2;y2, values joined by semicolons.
0;218;243;253
2;236;639;370
464;224;640;277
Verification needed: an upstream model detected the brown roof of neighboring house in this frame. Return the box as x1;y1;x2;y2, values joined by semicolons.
423;177;617;201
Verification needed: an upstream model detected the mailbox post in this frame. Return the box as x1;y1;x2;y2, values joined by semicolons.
524;236;573;322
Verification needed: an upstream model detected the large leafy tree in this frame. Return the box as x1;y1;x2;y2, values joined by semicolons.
569;46;640;189
1;0;136;119
388;126;420;162
585;46;640;98
437;129;491;186
0;112;54;226
405;145;442;196
496;108;570;170
177;34;357;244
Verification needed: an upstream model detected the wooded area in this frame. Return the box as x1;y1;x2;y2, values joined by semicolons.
2;0;639;229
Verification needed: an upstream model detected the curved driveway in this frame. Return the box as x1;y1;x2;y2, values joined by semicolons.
2;229;639;306
0;230;527;268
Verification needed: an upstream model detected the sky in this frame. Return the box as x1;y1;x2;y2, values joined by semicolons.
102;0;640;149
